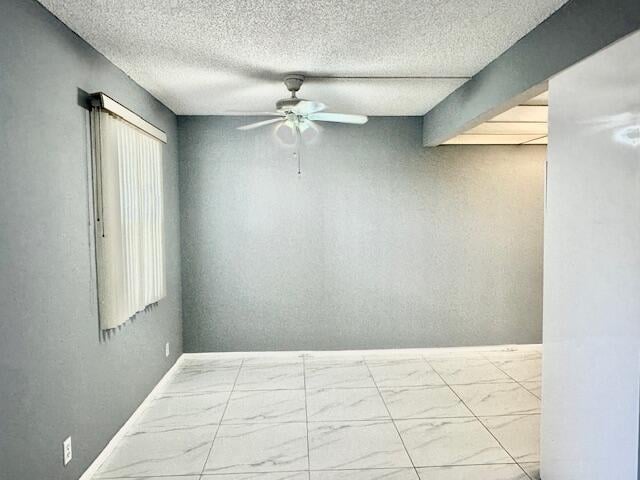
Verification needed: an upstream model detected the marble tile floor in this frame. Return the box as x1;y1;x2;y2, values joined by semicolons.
93;346;542;480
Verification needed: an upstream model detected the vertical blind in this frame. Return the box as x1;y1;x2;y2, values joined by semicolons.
92;108;166;330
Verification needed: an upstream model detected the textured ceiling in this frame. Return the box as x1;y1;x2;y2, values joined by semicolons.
39;0;568;115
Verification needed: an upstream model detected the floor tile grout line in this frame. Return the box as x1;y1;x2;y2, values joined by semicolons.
163;382;531;394
211;411;541;426
302;354;314;479
197;359;245;480
97;474;201;479
421;355;532;479
362;357;421;479
481;353;542;400
473;416;535;480
96;461;537;479
189;463;531;478
478;353;541;480
98;462;531;479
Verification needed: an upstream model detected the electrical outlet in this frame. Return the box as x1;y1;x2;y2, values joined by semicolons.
63;436;72;466
165;342;170;357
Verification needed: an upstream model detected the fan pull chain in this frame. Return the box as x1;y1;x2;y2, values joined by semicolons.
295;124;302;175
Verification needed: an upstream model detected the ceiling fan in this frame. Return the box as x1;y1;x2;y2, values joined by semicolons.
234;74;368;174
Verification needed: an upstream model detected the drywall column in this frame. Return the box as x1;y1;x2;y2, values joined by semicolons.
541;31;640;479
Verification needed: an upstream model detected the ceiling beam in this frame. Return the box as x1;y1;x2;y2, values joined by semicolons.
422;0;640;146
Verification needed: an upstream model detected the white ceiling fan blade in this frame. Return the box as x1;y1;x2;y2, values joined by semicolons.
292;100;326;115
225;111;284;116
307;112;368;124
237;117;283;130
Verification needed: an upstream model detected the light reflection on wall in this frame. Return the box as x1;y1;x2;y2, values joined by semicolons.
614;124;640;147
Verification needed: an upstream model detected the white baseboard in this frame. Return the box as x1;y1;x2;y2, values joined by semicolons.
79;354;185;480
181;343;542;360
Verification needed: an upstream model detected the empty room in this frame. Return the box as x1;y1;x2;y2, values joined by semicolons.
1;0;639;479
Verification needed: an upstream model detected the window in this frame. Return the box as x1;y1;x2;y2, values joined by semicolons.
91;95;166;330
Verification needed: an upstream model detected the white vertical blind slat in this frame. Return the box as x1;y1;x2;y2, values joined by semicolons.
94;110;166;330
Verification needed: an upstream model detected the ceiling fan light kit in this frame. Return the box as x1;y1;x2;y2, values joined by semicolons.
237;74;369;174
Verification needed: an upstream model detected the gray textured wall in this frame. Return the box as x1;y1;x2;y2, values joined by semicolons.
0;1;182;479
179;116;545;352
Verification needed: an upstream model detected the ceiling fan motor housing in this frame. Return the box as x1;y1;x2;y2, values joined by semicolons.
276;74;307;112
284;74;305;94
